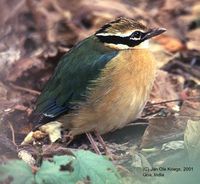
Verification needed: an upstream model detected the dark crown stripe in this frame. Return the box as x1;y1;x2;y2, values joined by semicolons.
96;35;140;47
95;19;121;35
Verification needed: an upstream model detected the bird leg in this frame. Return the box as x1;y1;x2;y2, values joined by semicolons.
64;132;74;146
86;132;101;155
94;130;111;156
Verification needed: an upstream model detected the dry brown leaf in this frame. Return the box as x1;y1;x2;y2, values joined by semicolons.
150;70;184;109
150;39;175;68
0;47;21;77
179;87;200;119
26;0;139;48
0;134;17;156
161;0;183;11
186;29;200;51
192;3;200;16
0;82;8;100
57;0;147;40
140;116;187;148
7;57;45;82
0;0;26;26
154;35;185;52
141;87;200;148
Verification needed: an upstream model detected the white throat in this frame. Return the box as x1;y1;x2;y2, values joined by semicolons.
133;40;149;49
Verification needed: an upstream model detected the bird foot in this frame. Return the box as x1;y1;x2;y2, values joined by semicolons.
93;130;118;160
63;132;74;145
86;132;101;155
85;130;116;160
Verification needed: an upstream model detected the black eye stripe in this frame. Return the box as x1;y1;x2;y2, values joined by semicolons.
96;35;141;47
96;30;147;47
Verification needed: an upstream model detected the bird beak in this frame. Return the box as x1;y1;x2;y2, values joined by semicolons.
142;28;166;40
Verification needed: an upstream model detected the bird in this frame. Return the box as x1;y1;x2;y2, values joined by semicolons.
22;17;166;152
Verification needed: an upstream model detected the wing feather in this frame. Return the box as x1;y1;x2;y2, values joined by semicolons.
32;36;118;127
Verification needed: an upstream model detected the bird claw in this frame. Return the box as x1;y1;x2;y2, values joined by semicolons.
63;132;74;145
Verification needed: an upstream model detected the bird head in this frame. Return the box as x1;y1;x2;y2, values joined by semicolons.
95;17;166;50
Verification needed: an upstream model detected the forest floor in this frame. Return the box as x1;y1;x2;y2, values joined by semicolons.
0;0;200;183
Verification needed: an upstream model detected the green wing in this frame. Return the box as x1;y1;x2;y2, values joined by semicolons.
33;36;118;126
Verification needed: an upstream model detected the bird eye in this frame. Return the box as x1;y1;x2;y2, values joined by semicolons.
132;31;142;39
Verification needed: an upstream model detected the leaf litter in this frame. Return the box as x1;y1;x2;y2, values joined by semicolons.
0;0;200;183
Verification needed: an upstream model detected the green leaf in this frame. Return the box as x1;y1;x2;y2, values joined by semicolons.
0;160;34;184
0;150;122;184
35;155;75;184
36;150;121;184
69;150;121;184
184;119;200;161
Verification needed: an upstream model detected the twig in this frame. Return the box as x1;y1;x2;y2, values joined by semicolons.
146;96;200;107
128;122;149;126
3;0;26;25
178;115;200;118
14;104;33;115
9;83;40;95
8;121;18;148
